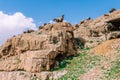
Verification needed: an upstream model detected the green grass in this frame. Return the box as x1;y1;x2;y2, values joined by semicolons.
50;48;101;80
50;47;120;80
105;58;120;79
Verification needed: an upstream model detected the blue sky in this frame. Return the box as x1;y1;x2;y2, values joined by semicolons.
1;0;120;26
0;0;120;45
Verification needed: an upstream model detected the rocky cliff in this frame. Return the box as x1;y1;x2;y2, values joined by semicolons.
74;10;120;48
0;22;77;80
0;9;120;80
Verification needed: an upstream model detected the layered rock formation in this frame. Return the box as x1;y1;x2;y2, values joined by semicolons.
0;22;76;73
74;10;120;48
0;9;120;80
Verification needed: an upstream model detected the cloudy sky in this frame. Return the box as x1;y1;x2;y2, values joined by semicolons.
0;0;120;45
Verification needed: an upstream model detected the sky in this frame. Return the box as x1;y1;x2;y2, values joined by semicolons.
0;0;120;45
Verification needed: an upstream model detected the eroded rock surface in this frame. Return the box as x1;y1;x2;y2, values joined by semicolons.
74;10;120;48
0;22;76;73
1;9;120;80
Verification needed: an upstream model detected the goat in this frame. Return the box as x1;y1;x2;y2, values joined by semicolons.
109;8;116;13
53;15;64;22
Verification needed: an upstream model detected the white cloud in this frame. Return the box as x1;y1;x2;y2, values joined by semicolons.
0;11;37;45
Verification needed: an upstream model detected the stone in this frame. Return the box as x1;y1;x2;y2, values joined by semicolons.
74;9;120;49
1;9;120;80
90;39;120;55
0;22;76;72
107;31;120;40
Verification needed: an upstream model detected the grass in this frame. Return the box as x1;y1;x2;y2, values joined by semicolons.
104;58;120;79
50;48;101;80
49;47;120;80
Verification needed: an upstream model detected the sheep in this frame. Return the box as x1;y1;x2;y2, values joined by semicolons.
53;15;64;22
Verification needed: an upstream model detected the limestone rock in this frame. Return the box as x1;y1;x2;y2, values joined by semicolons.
90;39;120;55
1;9;120;80
74;10;120;49
0;22;76;72
107;31;120;40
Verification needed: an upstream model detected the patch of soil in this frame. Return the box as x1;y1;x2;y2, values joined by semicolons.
79;67;103;80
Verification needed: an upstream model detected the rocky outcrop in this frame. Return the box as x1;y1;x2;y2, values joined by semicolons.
74;10;120;48
0;70;67;80
1;9;120;80
0;22;76;73
107;31;120;40
90;39;120;55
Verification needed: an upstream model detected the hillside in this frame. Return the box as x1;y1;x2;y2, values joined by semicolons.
0;9;120;80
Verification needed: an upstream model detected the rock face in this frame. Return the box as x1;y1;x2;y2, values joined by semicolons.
0;22;76;73
107;31;120;40
0;10;120;80
74;10;120;48
0;70;67;80
90;39;120;55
